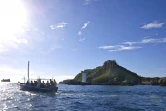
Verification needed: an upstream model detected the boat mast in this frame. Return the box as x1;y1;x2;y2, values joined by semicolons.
28;61;30;82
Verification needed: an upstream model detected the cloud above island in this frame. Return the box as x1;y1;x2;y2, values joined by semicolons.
78;21;90;36
124;38;166;45
99;45;142;52
77;21;90;42
81;21;90;29
83;0;99;5
79;37;86;42
141;21;165;29
99;37;166;52
50;22;68;30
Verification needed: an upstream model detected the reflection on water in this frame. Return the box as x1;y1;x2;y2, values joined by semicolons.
0;83;166;111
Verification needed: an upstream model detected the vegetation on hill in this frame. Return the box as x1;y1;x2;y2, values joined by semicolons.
73;60;141;85
60;60;165;86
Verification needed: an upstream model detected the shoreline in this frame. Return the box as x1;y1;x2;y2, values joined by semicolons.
59;83;165;86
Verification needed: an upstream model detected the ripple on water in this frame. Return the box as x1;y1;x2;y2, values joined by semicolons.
1;84;166;111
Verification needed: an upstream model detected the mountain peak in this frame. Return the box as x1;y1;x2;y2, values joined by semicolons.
103;60;117;70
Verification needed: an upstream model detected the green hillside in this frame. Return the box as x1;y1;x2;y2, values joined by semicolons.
73;60;141;85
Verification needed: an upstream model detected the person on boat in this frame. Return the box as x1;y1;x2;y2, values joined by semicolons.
46;81;50;87
26;80;29;85
41;81;46;88
30;81;34;86
33;81;35;86
34;81;38;87
50;79;54;86
37;78;41;88
33;81;36;86
53;79;57;86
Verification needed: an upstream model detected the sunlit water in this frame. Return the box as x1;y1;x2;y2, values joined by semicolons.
0;83;166;111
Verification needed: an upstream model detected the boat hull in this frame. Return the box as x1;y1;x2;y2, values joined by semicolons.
20;84;58;93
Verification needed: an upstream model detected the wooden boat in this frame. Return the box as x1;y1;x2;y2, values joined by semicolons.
20;61;58;93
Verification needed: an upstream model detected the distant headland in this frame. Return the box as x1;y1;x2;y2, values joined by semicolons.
1;79;10;82
60;60;166;86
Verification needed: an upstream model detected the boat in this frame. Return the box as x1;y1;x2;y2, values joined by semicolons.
20;83;58;92
1;79;10;82
20;61;58;93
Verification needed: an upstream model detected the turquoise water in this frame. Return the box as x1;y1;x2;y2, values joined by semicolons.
0;83;166;111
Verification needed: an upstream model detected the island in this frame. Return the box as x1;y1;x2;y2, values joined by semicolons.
60;60;166;86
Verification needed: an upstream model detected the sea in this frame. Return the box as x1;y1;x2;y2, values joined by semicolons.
0;83;166;111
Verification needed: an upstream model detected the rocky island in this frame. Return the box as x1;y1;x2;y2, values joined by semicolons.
61;60;166;86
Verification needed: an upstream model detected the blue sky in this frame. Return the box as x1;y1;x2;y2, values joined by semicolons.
0;0;166;82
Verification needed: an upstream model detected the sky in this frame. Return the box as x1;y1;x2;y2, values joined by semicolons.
0;0;166;83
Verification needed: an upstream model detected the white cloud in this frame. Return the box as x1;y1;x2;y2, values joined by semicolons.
0;45;8;52
100;37;166;52
82;21;90;29
141;38;166;44
50;25;56;29
83;0;99;5
78;31;82;35
99;45;118;49
141;38;157;44
0;36;28;53
123;41;137;45
141;21;165;29
50;22;68;30
99;45;142;52
77;21;90;42
111;46;142;51
12;38;28;44
0;36;27;44
124;38;166;45
79;37;86;42
84;0;92;5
